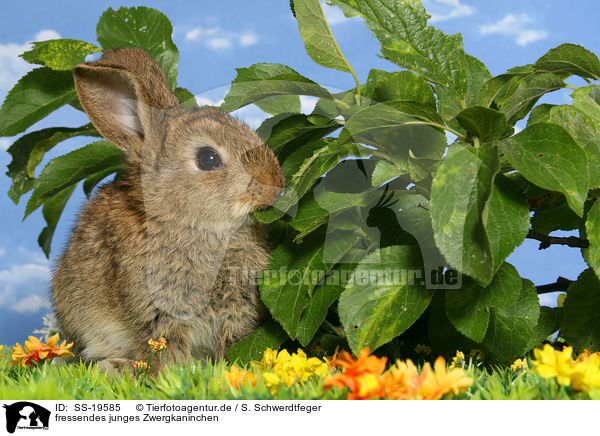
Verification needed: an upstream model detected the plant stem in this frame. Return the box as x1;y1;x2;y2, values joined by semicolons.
535;277;573;294
526;230;589;249
324;320;345;337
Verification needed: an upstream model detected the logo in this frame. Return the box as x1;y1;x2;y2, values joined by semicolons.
3;402;50;434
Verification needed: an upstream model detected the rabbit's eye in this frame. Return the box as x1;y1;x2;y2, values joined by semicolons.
196;147;223;171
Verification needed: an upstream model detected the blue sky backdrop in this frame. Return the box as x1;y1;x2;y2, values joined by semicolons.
0;0;597;345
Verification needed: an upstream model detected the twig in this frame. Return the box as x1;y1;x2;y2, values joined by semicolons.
535;277;573;294
527;230;589;249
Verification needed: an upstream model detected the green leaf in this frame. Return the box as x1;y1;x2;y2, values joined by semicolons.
481;278;540;362
464;54;493;106
428;293;477;356
225;319;289;365
344;101;447;180
585;200;600;280
484;174;530;273
371;161;403;187
431;148;529;286
82;164;127;198
37;184;77;257
25;141;125;218
445;263;522;343
548;105;600;189
254;95;301;115
174;87;198;109
0;68;76;137
455;106;507;142
338;245;434;353
20;39;101;70
474;67;533;108
296;262;357;346
221;63;332;113
294;0;356;75
331;0;468;93
5;124;100;204
571;86;600;122
256;113;341;156
255;138;353;223
96;6;179;89
431;147;497;286
525;306;561;350
497;72;565;122
534;43;600;81
531;201;581;234
560;268;600;351
260;230;359;339
527;103;554;125
500;123;588;217
345;101;447;142
289;190;377;241
365;69;436;108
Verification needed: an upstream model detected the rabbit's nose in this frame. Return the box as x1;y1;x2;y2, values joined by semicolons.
241;147;285;210
247;169;285;211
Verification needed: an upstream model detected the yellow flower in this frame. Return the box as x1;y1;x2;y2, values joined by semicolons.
224;365;257;390
252;347;279;370
148;337;166;352
510;358;528;373
0;345;3;359
571;354;600;392
260;348;329;393
450;350;465;369
531;344;578;386
10;333;73;367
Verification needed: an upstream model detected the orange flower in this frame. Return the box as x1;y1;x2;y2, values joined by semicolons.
133;361;148;374
383;357;473;400
224;365;257;390
323;348;387;400
148;337;167;352
576;349;600;362
10;333;73;367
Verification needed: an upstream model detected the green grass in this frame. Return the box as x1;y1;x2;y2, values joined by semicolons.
0;351;597;400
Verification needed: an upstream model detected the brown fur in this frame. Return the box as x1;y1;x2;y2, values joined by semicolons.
52;48;284;374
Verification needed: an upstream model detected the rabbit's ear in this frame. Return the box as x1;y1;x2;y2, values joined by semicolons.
73;48;179;157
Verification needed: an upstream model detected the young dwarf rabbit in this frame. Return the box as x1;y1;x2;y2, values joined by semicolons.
52;47;285;373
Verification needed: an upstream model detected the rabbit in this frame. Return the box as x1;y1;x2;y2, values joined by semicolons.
51;47;285;374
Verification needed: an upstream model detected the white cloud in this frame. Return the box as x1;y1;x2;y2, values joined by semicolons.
195;95;225;107
0;29;61;96
0;261;51;315
239;32;258;47
185;25;219;41
424;0;476;22
479;14;548;46
34;29;61;41
300;96;318;114
185;25;258;51
0;138;11;151
231;104;267;130
0;42;30;92
0;247;5;257
207;37;233;51
12;294;51;315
